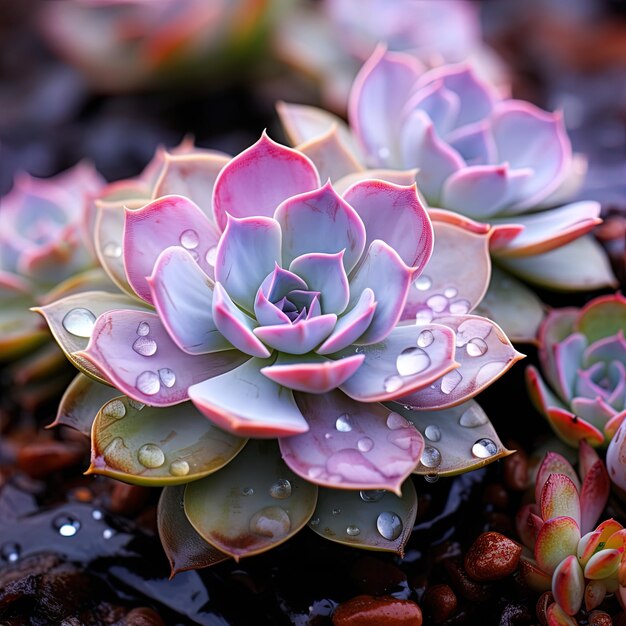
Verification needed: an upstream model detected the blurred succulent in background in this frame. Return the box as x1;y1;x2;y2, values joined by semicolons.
278;47;616;343
275;0;504;111
516;444;622;622
0;162;104;360
39;0;273;92
527;294;626;454
37;134;522;566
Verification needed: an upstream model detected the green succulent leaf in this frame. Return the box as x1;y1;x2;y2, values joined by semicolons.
51;372;119;435
34;290;149;383
475;265;545;344
575;294;626;343
158;485;229;576
40;268;118;304
184;440;318;560
89;397;246;486
496;235;617;292
0;302;48;360
308;479;417;555
391;400;513;476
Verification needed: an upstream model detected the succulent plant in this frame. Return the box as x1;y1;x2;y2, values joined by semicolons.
39;0;272;92
0;162;104;359
37;133;522;567
527;294;626;453
277;47;616;342
516;443;622;623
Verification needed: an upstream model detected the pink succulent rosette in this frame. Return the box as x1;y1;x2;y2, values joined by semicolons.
38;134;521;564
277;47;616;342
39;0;271;91
516;444;625;623
527;295;626;454
0;162;104;358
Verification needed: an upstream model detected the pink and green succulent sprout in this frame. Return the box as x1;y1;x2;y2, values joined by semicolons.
528;294;626;453
277;47;616;342
516;443;626;622
0;162;104;359
38;134;521;565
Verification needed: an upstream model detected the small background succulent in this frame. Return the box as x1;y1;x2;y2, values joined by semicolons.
277;47;616;344
37;134;522;567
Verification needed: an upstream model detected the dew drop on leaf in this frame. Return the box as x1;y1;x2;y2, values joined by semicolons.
376;511;402;541
62;308;96;338
137;443;165;468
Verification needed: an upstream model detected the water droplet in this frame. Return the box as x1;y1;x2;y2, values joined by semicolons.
360;489;385;502
417;329;434;348
346;525;361;536
357;437;374;452
128;399;145;411
103;437;125;464
415;308;434;325
387;412;409;430
180;229;199;249
396;347;430;376
103;241;122;258
136;370;160;395
206;246;217;266
158;368;176;388
384;375;403;393
332;507;341;516
170;460;190;476
444;287;458;298
62;308;96;338
335;413;352;432
308;467;324;479
309;517;320;527
421;446;442;468
54;515;81;537
475;361;507;387
424;424;441;442
102;528;115;540
376;511;402;541
466;337;488;357
414;275;432;291
459;405;488;427
136;321;150;336
424;473;439;483
472;438;498;458
91;509;103;521
250;506;291;538
427;295;448;313
449;300;470;315
440;370;463;395
1;542;20;562
242;486;254;496
456;319;492;347
132;336;157;356
269;479;292;500
137;443;165;468
355;346;365;354
103;399;126;419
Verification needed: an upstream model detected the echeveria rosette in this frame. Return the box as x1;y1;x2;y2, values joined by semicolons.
277;47;616;343
0;162;104;359
38;134;521;564
527;295;626;457
516;444;625;621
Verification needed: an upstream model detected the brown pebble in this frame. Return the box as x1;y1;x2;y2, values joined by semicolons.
70;487;93;503
536;591;554;626
589;610;613;626
332;595;422;626
464;532;522;582
443;558;492;602
109;482;150;516
17;441;85;478
349;556;407;595
424;584;457;623
121;607;166;626
503;448;529;491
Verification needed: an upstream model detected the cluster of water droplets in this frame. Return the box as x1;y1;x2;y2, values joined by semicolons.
130;321;176;396
179;228;217;267
413;275;471;324
238;478;294;539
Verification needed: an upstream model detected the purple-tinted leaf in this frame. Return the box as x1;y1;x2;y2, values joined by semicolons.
280;390;423;493
254;314;337;355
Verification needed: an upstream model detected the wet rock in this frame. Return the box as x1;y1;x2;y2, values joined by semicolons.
17;440;86;478
443;558;493;602
503;448;529;491
332;595;423;626
109;483;150;517
464;532;522;582
589;610;613;626
118;607;166;626
424;584;457;623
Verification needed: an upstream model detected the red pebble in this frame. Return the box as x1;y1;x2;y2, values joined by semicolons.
464;532;522;582
332;595;423;626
